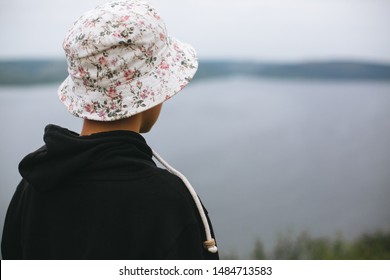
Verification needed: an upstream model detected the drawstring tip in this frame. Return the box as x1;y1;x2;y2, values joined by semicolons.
204;239;218;254
208;246;218;254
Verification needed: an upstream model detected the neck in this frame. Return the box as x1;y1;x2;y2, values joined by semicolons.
80;116;142;136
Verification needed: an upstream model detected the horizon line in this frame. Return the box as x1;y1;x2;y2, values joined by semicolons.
1;57;390;65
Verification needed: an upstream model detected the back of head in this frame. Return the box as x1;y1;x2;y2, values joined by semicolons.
58;0;198;121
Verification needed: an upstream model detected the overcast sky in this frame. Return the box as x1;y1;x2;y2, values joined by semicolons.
0;0;389;62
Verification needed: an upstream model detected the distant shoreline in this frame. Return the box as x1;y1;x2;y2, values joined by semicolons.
1;59;390;86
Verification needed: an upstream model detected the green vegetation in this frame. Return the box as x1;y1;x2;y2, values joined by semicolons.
222;229;390;260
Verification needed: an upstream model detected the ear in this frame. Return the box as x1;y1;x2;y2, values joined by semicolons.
139;104;163;133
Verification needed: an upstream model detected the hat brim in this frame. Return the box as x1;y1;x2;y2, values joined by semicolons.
58;37;198;121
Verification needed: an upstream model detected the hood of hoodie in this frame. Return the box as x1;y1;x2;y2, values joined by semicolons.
19;124;156;191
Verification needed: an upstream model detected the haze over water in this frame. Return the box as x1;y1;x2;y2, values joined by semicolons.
1;77;390;258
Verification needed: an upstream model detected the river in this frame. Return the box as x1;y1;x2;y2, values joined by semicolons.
1;77;390;258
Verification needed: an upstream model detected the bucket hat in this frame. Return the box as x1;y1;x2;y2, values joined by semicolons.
58;0;198;121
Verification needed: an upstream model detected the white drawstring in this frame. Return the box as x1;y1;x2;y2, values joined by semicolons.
152;150;218;254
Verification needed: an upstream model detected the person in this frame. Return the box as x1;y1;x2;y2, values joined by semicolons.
1;0;219;260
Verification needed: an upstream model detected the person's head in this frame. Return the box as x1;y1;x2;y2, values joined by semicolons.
58;0;198;132
80;103;163;135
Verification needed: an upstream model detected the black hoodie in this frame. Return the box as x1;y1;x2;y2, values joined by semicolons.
1;125;219;260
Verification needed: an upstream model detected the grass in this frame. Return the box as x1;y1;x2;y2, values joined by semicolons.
222;229;390;260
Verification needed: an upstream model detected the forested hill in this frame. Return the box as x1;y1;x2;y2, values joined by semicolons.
1;59;390;85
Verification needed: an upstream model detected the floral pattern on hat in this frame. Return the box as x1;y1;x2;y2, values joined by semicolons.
58;0;198;121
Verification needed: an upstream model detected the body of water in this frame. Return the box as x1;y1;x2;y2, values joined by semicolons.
1;77;390;258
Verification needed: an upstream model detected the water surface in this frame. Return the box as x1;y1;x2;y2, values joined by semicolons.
1;78;390;258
